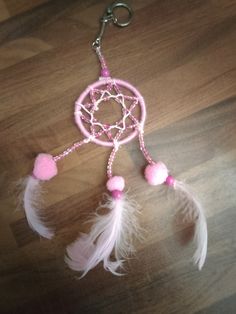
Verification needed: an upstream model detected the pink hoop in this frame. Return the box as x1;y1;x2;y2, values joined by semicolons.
74;78;146;147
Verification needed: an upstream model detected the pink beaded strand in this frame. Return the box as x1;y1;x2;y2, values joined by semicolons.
138;129;155;165
107;130;123;178
95;47;110;77
53;138;92;162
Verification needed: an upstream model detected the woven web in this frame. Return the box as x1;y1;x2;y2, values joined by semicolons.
77;81;141;143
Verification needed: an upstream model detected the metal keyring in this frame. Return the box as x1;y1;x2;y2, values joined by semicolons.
93;2;133;49
107;2;133;27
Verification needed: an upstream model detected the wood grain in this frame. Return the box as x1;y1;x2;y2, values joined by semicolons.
0;0;236;313
0;0;50;22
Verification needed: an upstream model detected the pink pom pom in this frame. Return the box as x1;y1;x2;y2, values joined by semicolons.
144;162;168;186
106;176;125;192
33;153;58;181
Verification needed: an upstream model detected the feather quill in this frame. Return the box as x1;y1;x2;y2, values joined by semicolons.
66;193;141;277
22;176;53;239
174;180;207;270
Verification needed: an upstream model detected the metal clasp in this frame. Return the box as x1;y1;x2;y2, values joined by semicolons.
92;2;133;49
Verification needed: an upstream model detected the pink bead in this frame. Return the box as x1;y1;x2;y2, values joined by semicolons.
106;176;125;192
33;153;58;181
101;68;110;77
144;162;168;186
165;175;175;186
111;190;123;200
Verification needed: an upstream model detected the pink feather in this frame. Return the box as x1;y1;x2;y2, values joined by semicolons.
174;180;208;270
22;176;54;239
66;193;141;277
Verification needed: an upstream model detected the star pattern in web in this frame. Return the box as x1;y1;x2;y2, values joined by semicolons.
77;81;140;141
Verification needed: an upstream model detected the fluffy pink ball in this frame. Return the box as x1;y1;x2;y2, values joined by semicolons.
33;153;58;181
144;162;168;185
106;176;125;192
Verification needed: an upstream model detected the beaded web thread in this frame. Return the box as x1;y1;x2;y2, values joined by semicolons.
77;81;140;143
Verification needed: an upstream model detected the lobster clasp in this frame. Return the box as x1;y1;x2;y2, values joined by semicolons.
93;2;133;49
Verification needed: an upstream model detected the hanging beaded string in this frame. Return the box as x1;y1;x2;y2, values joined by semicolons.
96;47;110;78
53;138;90;162
107;131;123;178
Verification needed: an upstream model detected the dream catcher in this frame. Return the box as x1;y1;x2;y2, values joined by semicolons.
21;2;207;277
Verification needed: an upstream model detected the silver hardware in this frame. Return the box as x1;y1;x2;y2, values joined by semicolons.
92;2;133;49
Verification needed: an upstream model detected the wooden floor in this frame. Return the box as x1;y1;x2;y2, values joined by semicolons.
0;0;236;313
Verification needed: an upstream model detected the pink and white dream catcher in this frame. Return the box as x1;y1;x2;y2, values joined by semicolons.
21;2;207;277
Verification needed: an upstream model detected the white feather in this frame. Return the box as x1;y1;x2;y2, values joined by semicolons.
174;180;208;270
22;176;53;239
66;193;141;277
